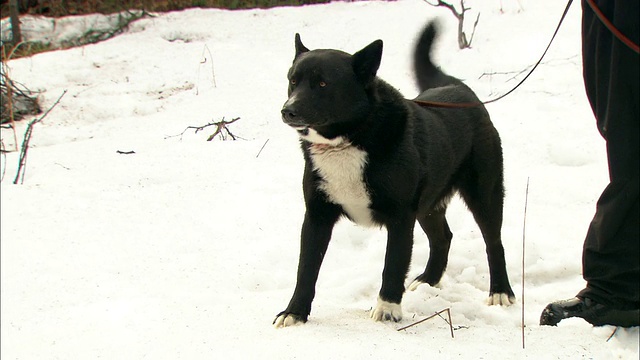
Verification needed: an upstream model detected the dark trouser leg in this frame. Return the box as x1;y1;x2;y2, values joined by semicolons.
578;0;639;310
540;0;639;326
578;179;639;309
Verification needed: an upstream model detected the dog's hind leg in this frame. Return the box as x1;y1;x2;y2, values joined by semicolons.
408;208;453;291
459;165;516;306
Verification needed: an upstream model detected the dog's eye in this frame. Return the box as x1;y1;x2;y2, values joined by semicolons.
290;79;297;86
319;81;327;87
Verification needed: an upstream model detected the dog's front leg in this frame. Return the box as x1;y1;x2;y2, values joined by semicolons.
371;214;415;322
274;205;341;328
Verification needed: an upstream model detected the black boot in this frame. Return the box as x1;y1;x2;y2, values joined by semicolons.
540;297;640;327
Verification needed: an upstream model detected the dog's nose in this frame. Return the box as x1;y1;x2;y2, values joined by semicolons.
281;106;298;124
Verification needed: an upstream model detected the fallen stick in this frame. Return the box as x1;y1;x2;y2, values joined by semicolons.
165;117;240;141
522;177;530;349
397;307;454;338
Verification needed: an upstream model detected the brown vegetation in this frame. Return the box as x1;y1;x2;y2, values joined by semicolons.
1;0;334;16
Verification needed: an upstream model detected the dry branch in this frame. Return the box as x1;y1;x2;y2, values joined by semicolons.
425;0;480;49
397;307;455;337
522;177;530;349
165;117;241;141
2;45;42;154
1;70;41;124
196;44;217;95
1;139;6;182
13;90;67;184
256;139;269;158
1;45;42;130
479;56;580;83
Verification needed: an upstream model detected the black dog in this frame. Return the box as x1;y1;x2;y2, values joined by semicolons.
274;21;515;327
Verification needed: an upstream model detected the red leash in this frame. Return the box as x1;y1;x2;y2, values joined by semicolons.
413;0;639;110
585;0;639;54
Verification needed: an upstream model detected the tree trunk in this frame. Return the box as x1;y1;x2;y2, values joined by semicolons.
9;0;22;45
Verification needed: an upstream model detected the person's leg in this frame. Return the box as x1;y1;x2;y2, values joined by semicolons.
578;179;639;310
540;0;639;327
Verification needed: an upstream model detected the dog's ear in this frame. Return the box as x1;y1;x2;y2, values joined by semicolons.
294;33;309;59
352;40;383;84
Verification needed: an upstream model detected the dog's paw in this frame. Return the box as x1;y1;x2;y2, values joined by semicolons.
408;279;423;291
407;279;440;291
273;312;306;328
487;292;516;306
370;297;403;322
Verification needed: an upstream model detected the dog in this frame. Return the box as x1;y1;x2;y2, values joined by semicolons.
274;21;515;328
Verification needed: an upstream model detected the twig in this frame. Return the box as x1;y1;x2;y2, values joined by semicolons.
54;162;70;170
434;307;455;338
165;124;210;141
397;308;454;338
196;44;217;95
522;177;530;349
425;0;461;19
479;56;580;83
165;117;240;142
467;13;481;46
2;48;19;150
13;90;67;184
479;68;528;81
1;139;6;182
606;327;618;342
200;44;217;91
2;44;42;151
206;117;240;141
256;139;269;158
480;62;553;82
424;0;479;49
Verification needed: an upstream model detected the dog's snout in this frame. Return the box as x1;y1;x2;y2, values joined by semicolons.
281;106;297;121
281;100;302;126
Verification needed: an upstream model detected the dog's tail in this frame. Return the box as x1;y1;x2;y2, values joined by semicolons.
413;20;459;92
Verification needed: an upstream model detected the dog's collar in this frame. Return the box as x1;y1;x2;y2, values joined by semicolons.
301;129;353;153
308;141;353;154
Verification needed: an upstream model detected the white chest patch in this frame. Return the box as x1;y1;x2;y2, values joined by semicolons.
309;142;375;227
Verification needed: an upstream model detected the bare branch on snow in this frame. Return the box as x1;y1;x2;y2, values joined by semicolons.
165;117;241;142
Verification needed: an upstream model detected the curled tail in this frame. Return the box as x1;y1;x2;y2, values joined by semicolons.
413;20;459;92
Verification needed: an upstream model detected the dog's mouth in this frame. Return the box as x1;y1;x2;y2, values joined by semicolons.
292;126;310;136
290;126;348;150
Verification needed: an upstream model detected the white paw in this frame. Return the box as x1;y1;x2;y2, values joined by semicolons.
408;279;423;291
408;279;440;291
273;314;304;328
370;297;403;322
487;293;516;306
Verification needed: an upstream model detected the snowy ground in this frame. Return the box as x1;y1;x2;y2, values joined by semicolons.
1;0;638;358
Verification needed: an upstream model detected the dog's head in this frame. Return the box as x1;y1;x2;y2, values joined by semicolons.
281;34;383;143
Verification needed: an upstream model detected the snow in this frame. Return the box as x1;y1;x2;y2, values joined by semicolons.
1;11;146;47
1;0;638;358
